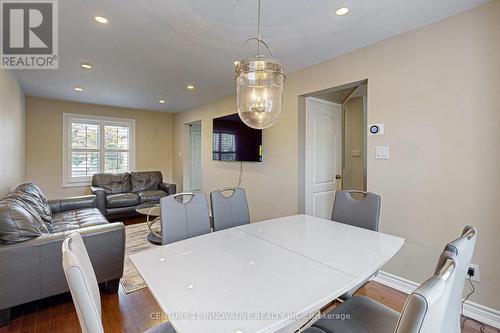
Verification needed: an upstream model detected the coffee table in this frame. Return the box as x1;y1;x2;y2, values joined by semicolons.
135;203;162;245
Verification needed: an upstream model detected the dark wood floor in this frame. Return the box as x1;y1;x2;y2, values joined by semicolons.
1;217;496;333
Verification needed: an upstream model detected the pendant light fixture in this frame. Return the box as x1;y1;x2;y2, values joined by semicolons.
235;0;286;129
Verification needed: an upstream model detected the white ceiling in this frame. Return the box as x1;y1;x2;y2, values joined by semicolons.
14;0;488;112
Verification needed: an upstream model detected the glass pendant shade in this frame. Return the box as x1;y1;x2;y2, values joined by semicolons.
235;55;285;129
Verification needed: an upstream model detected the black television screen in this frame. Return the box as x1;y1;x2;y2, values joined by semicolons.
212;113;262;162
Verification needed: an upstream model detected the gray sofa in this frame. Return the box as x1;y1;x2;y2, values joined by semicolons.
0;183;125;326
91;171;176;219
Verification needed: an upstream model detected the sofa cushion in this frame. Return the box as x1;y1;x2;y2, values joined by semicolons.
0;198;50;243
50;208;109;233
105;193;139;208
11;183;52;222
138;190;167;204
130;171;162;192
92;173;131;194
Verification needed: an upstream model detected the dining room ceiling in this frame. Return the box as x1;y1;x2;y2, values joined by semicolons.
13;0;489;112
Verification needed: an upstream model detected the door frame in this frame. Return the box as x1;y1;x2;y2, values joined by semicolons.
304;97;343;217
190;122;202;191
341;84;368;192
183;120;202;192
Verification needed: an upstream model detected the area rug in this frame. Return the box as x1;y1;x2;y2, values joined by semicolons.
121;222;159;293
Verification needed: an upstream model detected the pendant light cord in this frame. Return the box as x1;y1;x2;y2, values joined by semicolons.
257;0;261;54
237;161;243;188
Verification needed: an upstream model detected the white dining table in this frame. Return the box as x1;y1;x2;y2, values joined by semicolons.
131;214;405;333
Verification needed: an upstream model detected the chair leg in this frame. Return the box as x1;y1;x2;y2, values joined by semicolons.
0;308;10;327
107;279;120;294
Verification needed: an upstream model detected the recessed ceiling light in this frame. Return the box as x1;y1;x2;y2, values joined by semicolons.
159;99;166;104
80;63;92;69
336;7;349;16
94;16;108;24
74;87;83;92
187;85;194;90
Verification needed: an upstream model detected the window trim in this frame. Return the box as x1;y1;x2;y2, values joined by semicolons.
62;113;136;187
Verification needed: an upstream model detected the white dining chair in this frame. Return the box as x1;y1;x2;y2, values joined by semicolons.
303;225;477;333
210;187;250;231
160;192;211;245
62;233;176;333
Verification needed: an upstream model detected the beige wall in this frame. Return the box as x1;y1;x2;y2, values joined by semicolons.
173;95;298;223
173;1;500;309
0;70;25;195
26;97;174;199
343;96;365;191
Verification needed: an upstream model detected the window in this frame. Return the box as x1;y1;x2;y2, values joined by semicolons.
213;131;236;161
63;114;135;187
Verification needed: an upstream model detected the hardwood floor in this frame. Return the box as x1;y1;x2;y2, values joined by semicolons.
0;283;164;333
1;281;496;333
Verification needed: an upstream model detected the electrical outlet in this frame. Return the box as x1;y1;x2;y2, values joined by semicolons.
468;264;480;282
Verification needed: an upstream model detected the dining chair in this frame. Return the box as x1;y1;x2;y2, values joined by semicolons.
210;187;250;231
62;233;176;333
331;190;381;298
331;190;381;231
303;225;477;333
160;192;211;245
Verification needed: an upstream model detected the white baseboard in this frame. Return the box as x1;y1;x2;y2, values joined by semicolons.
374;270;419;293
373;271;500;329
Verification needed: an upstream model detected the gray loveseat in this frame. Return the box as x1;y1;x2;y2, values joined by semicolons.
0;183;125;326
91;171;176;219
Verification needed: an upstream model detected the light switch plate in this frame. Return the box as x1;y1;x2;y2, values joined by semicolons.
351;149;361;157
375;146;389;159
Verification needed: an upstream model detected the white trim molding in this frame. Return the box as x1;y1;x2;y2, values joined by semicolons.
374;270;419;293
62;113;136;187
374;271;500;329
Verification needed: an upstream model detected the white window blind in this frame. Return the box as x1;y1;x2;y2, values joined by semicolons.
213;131;236;161
63;114;135;187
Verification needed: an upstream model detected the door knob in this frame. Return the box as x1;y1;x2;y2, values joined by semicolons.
335;175;342;180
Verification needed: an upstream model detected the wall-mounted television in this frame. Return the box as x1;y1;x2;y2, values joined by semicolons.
212;113;262;162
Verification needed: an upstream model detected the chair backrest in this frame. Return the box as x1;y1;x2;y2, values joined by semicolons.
436;225;477;333
395;226;477;333
210;188;250;231
62;233;104;333
331;190;381;231
160;192;211;245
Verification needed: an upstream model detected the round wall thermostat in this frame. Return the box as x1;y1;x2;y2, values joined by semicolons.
368;123;384;135
370;125;380;134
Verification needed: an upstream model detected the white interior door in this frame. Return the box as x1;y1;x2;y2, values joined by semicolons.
305;97;342;219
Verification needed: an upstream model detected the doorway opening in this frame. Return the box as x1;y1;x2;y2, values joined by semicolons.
183;121;202;192
298;80;367;218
